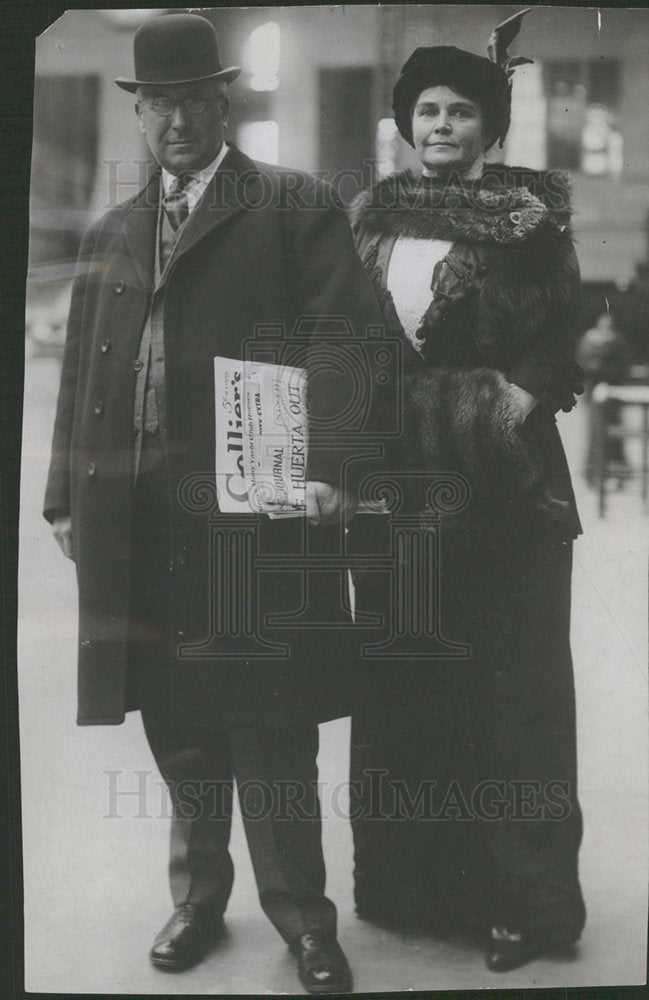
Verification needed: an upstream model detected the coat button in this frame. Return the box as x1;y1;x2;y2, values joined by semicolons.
115;280;125;295
132;359;144;372
94;401;105;417
87;462;96;477
100;338;111;354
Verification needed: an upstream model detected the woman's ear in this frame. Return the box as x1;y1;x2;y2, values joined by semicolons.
483;131;498;153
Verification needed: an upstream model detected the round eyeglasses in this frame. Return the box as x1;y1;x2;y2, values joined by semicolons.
144;96;208;118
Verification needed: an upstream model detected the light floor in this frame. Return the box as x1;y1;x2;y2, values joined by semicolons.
19;357;648;992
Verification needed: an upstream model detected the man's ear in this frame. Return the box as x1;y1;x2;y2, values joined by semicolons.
135;103;146;135
219;92;231;124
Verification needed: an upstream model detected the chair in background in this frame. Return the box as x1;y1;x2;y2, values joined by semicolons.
593;373;649;516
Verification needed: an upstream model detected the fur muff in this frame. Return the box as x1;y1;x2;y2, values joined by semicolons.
404;367;570;528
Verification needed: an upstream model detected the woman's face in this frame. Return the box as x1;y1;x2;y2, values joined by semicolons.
412;85;486;176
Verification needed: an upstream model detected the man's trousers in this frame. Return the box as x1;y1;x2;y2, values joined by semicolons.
127;431;336;943
140;707;337;943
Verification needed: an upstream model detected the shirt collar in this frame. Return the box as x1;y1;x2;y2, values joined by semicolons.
161;142;230;194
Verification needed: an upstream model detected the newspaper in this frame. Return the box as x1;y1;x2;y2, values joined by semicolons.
214;357;309;516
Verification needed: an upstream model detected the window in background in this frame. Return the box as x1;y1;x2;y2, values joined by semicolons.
376;117;399;179
30;74;100;268
318;67;373;186
99;10;165;29
505;61;547;170
237;120;280;165
28;74;99;354
244;22;280;92
545;59;622;176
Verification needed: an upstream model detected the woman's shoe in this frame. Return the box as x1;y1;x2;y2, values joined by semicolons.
485;925;544;972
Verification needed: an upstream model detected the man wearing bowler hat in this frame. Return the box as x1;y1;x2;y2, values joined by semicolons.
44;11;385;993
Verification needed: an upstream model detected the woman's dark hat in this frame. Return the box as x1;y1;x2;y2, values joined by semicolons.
393;46;511;149
115;13;241;93
393;10;533;149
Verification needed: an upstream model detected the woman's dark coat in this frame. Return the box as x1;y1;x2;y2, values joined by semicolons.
44;144;385;727
348;165;586;941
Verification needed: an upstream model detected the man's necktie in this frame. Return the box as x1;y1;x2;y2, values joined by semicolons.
162;173;194;232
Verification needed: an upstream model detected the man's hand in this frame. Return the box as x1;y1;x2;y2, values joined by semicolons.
508;382;538;424
52;515;74;560
306;482;356;525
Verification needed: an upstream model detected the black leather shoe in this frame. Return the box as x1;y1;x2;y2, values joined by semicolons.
150;903;224;971
290;929;353;995
485;925;544;972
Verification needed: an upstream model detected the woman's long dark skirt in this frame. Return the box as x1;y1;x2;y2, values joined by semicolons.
349;514;586;942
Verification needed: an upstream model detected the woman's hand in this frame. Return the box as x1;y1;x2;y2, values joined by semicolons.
507;382;538;424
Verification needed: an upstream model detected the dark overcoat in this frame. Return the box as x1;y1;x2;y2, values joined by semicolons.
44;145;385;727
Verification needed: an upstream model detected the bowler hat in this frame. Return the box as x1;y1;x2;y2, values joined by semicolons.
115;13;241;93
393;46;510;148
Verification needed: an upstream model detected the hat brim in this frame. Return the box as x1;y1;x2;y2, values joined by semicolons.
115;66;241;93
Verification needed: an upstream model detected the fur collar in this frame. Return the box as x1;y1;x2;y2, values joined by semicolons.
351;165;572;245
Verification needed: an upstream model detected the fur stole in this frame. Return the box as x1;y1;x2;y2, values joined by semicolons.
352;165;580;368
351;164;573;243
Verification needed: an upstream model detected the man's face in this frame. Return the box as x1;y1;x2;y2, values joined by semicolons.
412;85;485;177
136;81;229;174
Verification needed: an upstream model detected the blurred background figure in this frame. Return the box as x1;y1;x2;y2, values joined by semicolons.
24;280;71;361
576;313;632;484
610;261;649;365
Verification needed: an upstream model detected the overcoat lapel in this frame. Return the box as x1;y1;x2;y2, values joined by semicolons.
161;145;262;283
121;172;160;292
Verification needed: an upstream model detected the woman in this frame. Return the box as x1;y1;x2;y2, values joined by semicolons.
348;43;586;972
